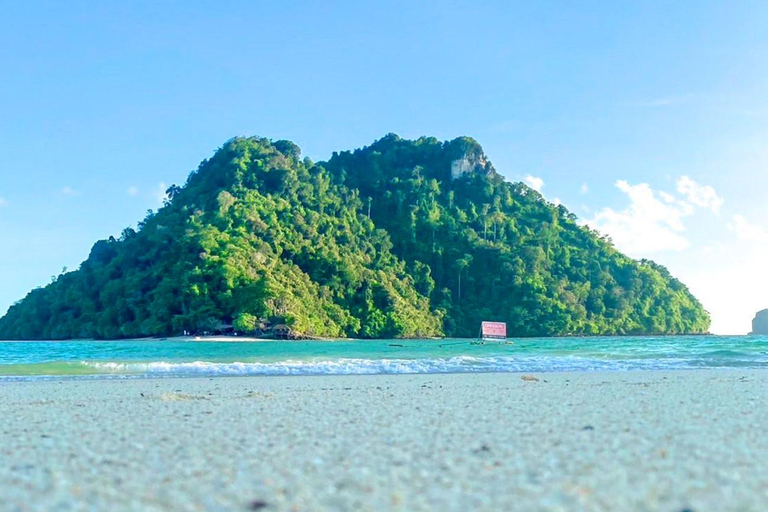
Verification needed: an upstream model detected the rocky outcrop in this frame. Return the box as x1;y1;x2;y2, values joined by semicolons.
751;309;768;335
450;153;494;180
445;136;494;180
451;156;478;179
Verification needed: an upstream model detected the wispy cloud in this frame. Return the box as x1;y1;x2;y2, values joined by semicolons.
523;175;544;193
676;175;723;213
61;186;79;196
586;176;722;256
580;183;589;194
658;191;676;203
154;182;168;205
0;197;7;208
127;186;140;197
728;214;768;243
587;180;691;254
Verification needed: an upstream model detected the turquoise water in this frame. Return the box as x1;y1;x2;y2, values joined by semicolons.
1;335;767;379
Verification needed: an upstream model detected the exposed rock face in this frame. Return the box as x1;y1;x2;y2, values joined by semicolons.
450;156;475;179
443;135;495;180
450;154;491;179
752;309;768;335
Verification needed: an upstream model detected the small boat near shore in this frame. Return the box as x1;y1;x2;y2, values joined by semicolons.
472;321;513;345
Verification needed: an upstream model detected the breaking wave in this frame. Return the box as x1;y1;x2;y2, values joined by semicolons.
77;354;768;377
4;335;768;379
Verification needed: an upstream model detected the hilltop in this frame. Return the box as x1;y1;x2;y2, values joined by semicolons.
0;135;710;339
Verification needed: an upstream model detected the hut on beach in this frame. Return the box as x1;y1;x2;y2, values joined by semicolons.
273;324;292;339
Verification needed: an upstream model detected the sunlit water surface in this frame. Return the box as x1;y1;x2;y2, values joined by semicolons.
1;335;767;380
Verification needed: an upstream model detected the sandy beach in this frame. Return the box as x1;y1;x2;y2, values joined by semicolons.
2;370;767;511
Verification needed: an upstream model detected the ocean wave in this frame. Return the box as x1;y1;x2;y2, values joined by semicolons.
83;357;507;376
697;349;752;358
75;354;768;377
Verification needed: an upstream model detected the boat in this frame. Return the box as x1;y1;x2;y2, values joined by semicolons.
472;321;512;345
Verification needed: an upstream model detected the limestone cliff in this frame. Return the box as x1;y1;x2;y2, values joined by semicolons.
450;154;490;179
751;309;768;335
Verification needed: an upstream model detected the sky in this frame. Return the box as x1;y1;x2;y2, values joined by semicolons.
1;1;767;334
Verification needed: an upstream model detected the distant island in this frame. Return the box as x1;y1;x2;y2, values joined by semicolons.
751;310;768;335
0;134;710;340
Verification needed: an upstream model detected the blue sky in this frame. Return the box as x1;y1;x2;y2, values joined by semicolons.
1;1;767;333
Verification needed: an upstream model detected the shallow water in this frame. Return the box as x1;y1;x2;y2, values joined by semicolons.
1;335;767;379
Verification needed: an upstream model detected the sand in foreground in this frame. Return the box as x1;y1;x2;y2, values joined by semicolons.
2;370;767;511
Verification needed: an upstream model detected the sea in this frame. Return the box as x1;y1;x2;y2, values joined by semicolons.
1;335;767;380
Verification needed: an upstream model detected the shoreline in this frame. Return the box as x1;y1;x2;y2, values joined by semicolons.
3;370;767;511
0;332;720;343
0;365;755;383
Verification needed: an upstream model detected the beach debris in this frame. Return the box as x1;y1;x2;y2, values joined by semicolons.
472;444;492;454
248;499;269;510
160;392;209;401
581;425;595;431
521;375;539;382
29;400;55;406
245;391;274;399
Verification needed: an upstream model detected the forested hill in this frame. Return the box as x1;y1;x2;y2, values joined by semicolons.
0;135;710;340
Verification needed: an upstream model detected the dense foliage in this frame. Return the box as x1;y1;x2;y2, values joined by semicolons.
0;135;710;339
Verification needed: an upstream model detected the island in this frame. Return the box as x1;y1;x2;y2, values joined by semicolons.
0;134;710;340
751;309;768;335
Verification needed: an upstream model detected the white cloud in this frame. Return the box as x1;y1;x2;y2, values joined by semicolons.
587;176;724;256
586;177;760;335
552;197;562;206
658;191;676;203
586;180;693;255
727;214;768;243
0;198;7;207
61;186;79;196
524;175;544;192
127;186;140;197
154;182;168;205
580;183;589;194
676;175;723;213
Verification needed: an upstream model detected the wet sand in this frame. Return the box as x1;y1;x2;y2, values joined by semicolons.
2;370;767;511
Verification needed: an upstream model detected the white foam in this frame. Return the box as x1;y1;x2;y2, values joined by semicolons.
79;355;701;376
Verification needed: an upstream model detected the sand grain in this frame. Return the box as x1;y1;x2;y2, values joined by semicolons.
2;371;767;511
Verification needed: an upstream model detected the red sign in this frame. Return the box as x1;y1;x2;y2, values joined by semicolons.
481;321;507;339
